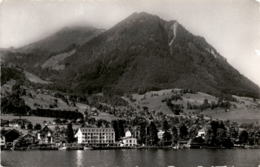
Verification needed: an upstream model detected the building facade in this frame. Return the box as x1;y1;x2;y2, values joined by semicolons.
120;130;137;147
157;130;165;140
37;126;53;144
0;136;6;147
75;128;115;145
13;134;36;148
196;128;206;139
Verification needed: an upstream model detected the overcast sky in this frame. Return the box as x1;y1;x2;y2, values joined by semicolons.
0;0;260;87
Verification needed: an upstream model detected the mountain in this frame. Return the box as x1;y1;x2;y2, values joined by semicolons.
1;65;27;86
60;12;260;97
19;26;103;53
3;12;260;98
1;26;103;79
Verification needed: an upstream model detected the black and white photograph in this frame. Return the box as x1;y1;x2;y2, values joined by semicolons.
0;0;260;166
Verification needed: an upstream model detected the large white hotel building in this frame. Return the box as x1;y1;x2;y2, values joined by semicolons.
75;128;115;145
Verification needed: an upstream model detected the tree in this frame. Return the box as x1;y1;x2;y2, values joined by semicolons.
112;120;125;141
88;117;96;125
118;120;125;138
205;120;233;148
229;123;239;140
139;122;147;145
166;100;183;115
162;120;170;131
97;119;109;128
179;124;188;140
162;131;172;146
66;123;75;143
205;121;220;146
248;131;257;145
4;129;20;142
84;111;89;122
1;94;30;116
171;126;178;144
222;137;234;148
21;124;26;129
188;125;199;139
239;130;249;144
54;118;62;124
34;123;42;130
27;123;33;130
147;121;159;146
200;99;210;111
112;120;120;141
162;120;171;146
215;128;227;146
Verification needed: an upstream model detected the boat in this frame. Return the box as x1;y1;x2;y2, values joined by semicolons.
58;146;67;150
83;146;93;150
172;143;181;149
172;145;179;150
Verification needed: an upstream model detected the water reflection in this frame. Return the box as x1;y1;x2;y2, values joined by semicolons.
76;150;83;167
1;149;260;167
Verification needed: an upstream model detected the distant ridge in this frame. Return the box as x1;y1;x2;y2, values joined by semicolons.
19;25;104;53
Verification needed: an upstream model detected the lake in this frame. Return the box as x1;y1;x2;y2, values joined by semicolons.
1;149;260;167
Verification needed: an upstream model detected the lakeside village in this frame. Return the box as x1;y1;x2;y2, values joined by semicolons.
1;79;260;151
1;113;260;151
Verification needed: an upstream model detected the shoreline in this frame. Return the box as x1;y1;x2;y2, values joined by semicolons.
2;145;260;151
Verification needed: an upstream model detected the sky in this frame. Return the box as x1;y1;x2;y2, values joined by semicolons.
0;0;260;87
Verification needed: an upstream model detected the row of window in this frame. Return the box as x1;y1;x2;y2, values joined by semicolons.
81;129;114;133
82;140;114;143
125;139;137;144
82;133;114;136
125;143;136;146
83;136;114;140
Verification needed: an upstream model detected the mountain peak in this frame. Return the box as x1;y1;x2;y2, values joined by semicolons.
131;11;160;18
64;12;260;97
5;12;260;98
119;11;162;26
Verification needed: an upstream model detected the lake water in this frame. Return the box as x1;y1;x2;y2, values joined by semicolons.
1;149;260;167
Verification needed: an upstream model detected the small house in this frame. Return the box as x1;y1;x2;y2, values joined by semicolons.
37;126;53;144
157;130;165;140
120;130;137;147
197;128;206;139
0;135;6;147
13;133;36;148
3;129;21;143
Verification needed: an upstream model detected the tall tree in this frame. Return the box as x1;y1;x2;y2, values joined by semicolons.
112;120;125;141
229;123;239;140
139;121;147;145
162;120;171;146
147;121;159;146
162;131;172;146
171;126;178;144
162;120;170;131
112;120;119;141
34;123;42;130
27;123;33;130
66;123;74;143
239;130;249;144
179;124;188;140
215;128;227;146
118;120;126;138
206;121;219;146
